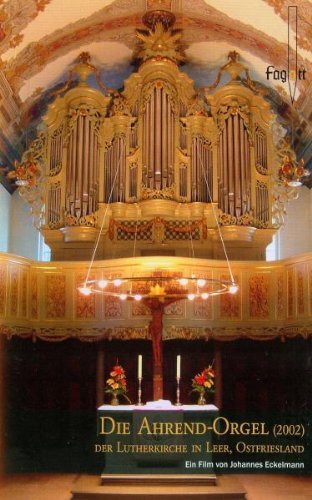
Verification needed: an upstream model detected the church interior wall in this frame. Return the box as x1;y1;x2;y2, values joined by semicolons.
278;186;312;259
0;184;11;253
8;190;40;260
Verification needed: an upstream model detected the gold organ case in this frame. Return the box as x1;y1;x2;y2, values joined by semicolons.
27;16;278;261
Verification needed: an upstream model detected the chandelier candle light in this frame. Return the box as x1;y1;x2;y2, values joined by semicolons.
278;154;307;187
137;355;143;406
175;355;182;406
78;274;239;301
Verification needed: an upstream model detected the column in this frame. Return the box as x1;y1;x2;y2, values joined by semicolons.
96;344;105;408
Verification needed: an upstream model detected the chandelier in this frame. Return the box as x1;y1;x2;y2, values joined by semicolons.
78;273;239;301
7;155;40;187
78;131;239;302
278;154;307;187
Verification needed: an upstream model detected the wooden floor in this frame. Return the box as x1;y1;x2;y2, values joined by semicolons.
0;474;311;500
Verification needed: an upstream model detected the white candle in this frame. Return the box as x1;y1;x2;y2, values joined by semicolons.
138;354;142;379
176;355;181;379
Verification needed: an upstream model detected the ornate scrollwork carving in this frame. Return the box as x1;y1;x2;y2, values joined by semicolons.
201;51;266;96
49;124;64;176
141;183;175;200
7;132;47;228
27;132;47;162
109;217;207;242
271;137;302;228
66;105;102;138
64;213;97;227
51;52;114;98
218;211;268;229
109;92;131;116
136;22;185;64
217;101;250;134
186;96;208;117
140;79;177;114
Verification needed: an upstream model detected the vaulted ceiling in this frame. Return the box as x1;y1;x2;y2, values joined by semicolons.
0;0;311;185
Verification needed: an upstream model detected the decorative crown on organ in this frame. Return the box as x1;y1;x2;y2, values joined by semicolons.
12;8;297;261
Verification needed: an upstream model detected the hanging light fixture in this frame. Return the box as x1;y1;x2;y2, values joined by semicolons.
7;156;41;187
278;155;308;187
78;145;239;302
78;136;239;303
78;273;237;301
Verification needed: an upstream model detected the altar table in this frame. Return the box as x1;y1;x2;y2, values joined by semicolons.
97;403;219;475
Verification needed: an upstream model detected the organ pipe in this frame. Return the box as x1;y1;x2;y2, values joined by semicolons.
255;125;268;174
48;182;61;227
218;114;251;217
49;125;63;175
129;163;138;199
104;135;126;203
179;164;187;198
65;110;100;220
130;121;138;149
191;135;213;202
256;180;269;224
142;85;175;190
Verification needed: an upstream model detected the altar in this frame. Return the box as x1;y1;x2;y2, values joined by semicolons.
97;402;219;477
71;402;247;498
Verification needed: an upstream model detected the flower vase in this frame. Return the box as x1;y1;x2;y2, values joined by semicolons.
110;393;119;406
197;391;206;405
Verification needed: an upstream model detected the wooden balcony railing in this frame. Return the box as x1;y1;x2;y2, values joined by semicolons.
0;253;311;342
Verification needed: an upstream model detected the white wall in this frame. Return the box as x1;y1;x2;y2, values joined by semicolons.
278;186;312;259
9;190;40;260
0;183;11;252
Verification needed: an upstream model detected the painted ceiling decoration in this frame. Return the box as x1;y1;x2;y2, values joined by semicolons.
1;0;310;97
0;0;51;54
264;0;312;51
0;0;311;185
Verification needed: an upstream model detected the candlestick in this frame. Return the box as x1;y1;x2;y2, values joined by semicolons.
176;355;181;379
138;354;142;379
137;377;143;406
175;377;182;406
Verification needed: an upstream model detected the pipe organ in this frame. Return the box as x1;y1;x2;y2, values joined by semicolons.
22;16;279;261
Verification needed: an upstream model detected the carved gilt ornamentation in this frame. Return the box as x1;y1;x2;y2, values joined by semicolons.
136;22;185;63
249;273;270;319
297;268;305;316
46;275;66;319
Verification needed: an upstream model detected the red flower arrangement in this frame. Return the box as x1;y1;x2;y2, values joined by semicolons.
105;364;131;404
191;366;215;403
